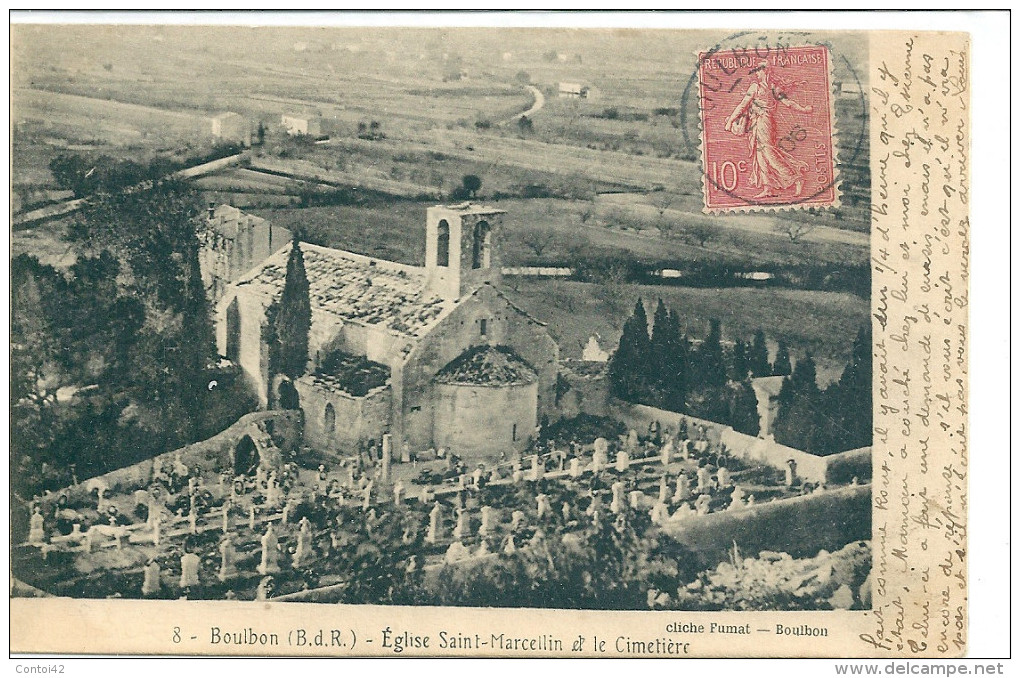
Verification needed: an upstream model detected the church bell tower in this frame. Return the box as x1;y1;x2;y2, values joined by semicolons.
425;203;505;301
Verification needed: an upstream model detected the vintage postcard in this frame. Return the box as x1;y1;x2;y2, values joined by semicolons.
9;17;971;659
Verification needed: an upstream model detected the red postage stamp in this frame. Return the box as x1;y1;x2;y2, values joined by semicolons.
697;44;839;213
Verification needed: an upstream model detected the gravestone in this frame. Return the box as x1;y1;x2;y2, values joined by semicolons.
511;510;525;531
626;429;639;452
180;552;201;589
503;534;517;555
562;501;572;522
256;576;274;601
728;485;746;511
453;508;469;540
218;536;238;581
785;459;798;487
292;517;315;567
530;454;543;482
393;480;405;507
249;506;257;531
28;507;45;545
658;476;670;504
426;502;442;544
536;494;551;520
142;560;161;596
258;523;281;574
569;458;582;479
674;474;692;503
697;466;713;493
479;506;495;537
660;438;674;467
717;466;732;489
670;502;693;522
694;494;712;516
610;481;625;514
615;450;630;473
650;501;668;525
629;490;643;510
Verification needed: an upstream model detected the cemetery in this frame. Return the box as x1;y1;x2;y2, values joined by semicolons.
12;412;871;610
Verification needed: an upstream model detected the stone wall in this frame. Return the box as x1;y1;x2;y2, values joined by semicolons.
433;381;537;462
555;362;610;419
294;379;391;457
608;400;872;485
660;484;872;567
52;410;302;502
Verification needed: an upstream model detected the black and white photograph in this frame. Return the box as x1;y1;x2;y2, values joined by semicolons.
7;13;982;661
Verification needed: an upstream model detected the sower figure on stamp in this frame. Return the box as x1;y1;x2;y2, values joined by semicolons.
724;60;813;199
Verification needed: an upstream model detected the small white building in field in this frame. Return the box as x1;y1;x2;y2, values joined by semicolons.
211;112;249;145
281;114;324;137
558;82;597;100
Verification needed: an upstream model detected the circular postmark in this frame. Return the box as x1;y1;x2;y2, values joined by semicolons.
679;31;868;211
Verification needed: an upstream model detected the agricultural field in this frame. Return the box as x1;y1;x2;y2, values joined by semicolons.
501;278;868;384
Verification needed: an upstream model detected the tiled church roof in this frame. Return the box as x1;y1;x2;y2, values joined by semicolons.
235;242;449;337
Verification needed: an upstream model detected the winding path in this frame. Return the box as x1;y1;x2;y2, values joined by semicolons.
510;85;545;123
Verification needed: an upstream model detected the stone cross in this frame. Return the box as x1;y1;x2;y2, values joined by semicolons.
28;507;45;545
292;517;315;567
258;523;281;574
218;536;238;581
180;552;201;589
142;560;161;596
96;486;108;514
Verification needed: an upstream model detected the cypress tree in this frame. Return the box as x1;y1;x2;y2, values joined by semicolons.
773;341;792;376
665;309;689;411
607;298;651;403
749;329;771;377
729;339;749;381
649;299;672;406
728;380;761;436
267;237;312;380
695;318;727;388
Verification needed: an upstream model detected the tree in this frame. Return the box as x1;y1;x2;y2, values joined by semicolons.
772;353;821;452
692;318;727;389
729;339;749;381
461;174;482;198
773;341;792;376
684;221;721;247
775;220;816;242
520;228;555;257
517;115;534;135
728;380;761;436
256;121;266;145
607;299;652;402
749;329;772;377
266;236;312;381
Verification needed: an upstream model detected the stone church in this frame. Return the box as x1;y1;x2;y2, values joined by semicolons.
214;203;559;462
